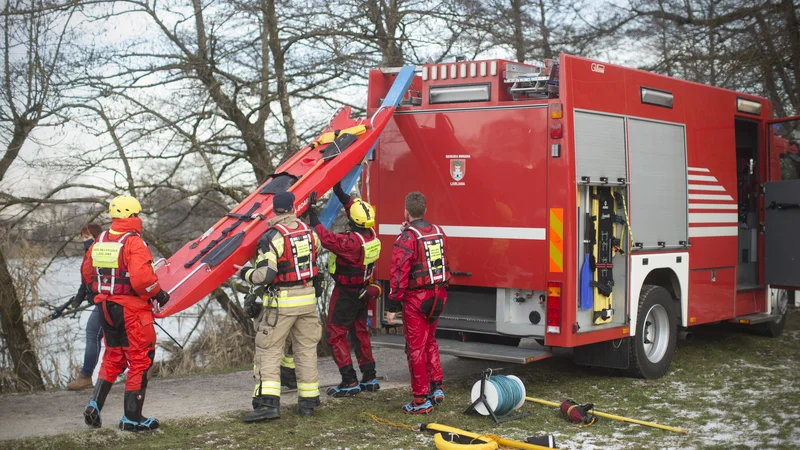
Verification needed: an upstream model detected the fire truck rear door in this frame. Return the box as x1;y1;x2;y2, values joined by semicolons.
764;116;800;289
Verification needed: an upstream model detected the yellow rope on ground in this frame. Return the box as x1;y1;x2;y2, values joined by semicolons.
363;412;417;432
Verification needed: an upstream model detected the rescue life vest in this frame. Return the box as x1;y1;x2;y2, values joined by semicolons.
328;229;381;286
90;231;137;296
273;221;319;285
407;224;450;289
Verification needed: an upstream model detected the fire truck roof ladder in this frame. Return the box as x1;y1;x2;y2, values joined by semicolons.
504;60;559;100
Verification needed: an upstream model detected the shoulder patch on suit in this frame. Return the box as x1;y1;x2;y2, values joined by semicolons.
259;228;281;253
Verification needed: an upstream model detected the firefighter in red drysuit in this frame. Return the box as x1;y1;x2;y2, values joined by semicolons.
307;182;382;397
386;191;450;414
81;195;170;432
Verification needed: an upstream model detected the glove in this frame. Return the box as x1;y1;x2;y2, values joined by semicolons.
332;182;351;205
307;192;321;227
153;289;170;307
71;283;90;309
243;294;262;319
239;265;253;281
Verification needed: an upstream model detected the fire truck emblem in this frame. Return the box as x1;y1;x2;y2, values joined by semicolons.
450;159;466;181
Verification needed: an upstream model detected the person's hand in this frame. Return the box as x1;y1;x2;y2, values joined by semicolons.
385;312;397;325
400;221;410;231
70;295;83;310
153;289;170;307
307;193;321;226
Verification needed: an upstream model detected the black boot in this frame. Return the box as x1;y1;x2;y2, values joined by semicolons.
84;379;113;428
244;395;280;423
119;389;160;432
359;363;379;392
327;365;360;397
280;366;297;390
297;396;320;417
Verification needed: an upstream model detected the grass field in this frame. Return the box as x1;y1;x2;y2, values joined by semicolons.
8;308;800;449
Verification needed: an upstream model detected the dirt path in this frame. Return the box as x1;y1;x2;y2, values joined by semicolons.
0;347;491;441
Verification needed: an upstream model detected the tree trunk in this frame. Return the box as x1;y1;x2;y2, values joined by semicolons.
536;0;553;59
0;246;45;391
780;0;800;112
264;0;300;156
369;0;404;66
0;121;35;182
511;0;526;62
191;0;274;184
244;130;275;184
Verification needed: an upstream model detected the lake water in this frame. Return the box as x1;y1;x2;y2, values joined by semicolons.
27;257;223;386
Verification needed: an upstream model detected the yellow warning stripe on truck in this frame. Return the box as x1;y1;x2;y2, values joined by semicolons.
549;208;563;272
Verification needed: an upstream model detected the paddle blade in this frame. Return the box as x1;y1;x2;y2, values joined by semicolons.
202;231;245;267
580;254;594;310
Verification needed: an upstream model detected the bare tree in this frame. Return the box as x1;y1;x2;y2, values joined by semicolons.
625;0;799;116
0;0;84;391
453;0;624;63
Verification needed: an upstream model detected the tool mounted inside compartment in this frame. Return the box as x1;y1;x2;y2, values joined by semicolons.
591;186;615;324
580;209;596;311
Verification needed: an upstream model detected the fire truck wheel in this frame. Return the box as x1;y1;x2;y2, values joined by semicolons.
628;285;678;379
755;289;790;338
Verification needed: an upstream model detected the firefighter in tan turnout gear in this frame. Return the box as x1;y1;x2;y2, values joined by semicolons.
238;191;322;421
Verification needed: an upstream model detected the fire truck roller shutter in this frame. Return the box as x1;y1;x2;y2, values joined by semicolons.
627;119;688;250
574;112;628;185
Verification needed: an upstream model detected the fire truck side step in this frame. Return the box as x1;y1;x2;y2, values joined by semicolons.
371;334;552;364
729;313;782;325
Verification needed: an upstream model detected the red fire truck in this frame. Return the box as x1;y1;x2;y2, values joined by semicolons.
363;54;800;378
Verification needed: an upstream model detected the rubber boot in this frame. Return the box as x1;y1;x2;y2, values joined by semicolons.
119;390;160;432
327;381;361;397
428;381;444;405
67;373;94;391
359;363;379;392
280;366;297;390
244;395;280;423
297;396;320;417
327;365;360;397
84;379;112;428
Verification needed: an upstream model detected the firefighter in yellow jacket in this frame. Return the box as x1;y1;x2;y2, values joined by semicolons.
238;191;322;421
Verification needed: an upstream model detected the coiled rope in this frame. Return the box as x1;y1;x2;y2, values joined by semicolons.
487;375;524;416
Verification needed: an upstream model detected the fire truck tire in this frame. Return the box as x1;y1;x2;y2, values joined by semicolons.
754;289;790;338
628;285;678;379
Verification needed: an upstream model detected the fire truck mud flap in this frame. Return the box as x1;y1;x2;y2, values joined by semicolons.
370;334;552;364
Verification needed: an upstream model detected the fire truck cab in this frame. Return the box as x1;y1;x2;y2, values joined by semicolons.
364;54;800;378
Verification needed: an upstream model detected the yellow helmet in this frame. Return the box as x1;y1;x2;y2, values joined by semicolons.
349;198;376;228
109;195;142;219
